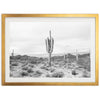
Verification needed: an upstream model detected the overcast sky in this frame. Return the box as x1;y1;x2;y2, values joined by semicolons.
9;18;91;55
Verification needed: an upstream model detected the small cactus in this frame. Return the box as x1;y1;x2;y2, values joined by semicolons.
76;49;78;64
11;49;14;57
45;30;54;67
64;54;66;63
64;54;69;63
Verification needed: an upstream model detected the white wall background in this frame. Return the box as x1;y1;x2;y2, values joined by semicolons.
0;0;100;100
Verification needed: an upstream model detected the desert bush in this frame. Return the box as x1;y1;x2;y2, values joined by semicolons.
40;66;46;69
10;72;13;77
39;57;44;61
10;66;15;71
20;55;29;60
50;68;55;72
72;70;78;75
40;66;49;70
32;70;42;77
30;60;37;64
36;70;42;74
22;67;28;70
77;57;90;72
10;60;12;64
84;66;90;72
46;74;51;77
29;64;34;68
15;55;22;60
43;67;55;72
83;74;89;78
21;62;28;67
52;72;64;78
82;70;90;78
21;71;28;77
27;68;34;73
11;62;18;66
10;56;14;59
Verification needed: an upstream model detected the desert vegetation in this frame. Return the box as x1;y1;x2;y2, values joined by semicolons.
10;53;90;78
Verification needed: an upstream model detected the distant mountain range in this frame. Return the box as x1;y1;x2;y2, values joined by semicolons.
19;51;90;57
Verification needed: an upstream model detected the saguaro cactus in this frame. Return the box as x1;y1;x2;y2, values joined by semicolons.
76;49;78;64
45;30;54;67
64;54;68;63
64;54;66;63
11;49;14;57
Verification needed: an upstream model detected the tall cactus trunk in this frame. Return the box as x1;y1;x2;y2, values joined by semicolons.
64;54;69;68
76;55;78;62
64;54;66;63
48;52;51;66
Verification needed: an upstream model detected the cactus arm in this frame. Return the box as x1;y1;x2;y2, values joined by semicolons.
49;30;51;40
45;39;48;52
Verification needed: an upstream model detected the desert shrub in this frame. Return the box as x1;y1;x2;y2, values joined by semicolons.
52;72;64;78
10;73;13;77
78;65;84;68
37;61;42;64
11;62;18;66
39;57;44;61
15;55;22;60
10;56;14;59
42;67;55;72
40;66;49;70
50;69;55;72
30;60;37;64
82;70;90;78
84;66;90;72
36;70;42;74
10;66;15;71
40;66;45;69
29;64;34;68
78;59;86;66
21;62;28;67
27;68;34;73
22;67;28;70
72;70;78;75
32;70;42;77
46;74;51;77
10;60;12;64
20;55;29;60
21;71;28;77
78;57;90;72
68;63;72;66
83;74;89;78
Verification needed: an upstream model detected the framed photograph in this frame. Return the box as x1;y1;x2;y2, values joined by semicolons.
2;14;99;85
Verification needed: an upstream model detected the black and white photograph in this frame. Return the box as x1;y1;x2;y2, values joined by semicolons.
3;15;98;84
9;19;91;78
